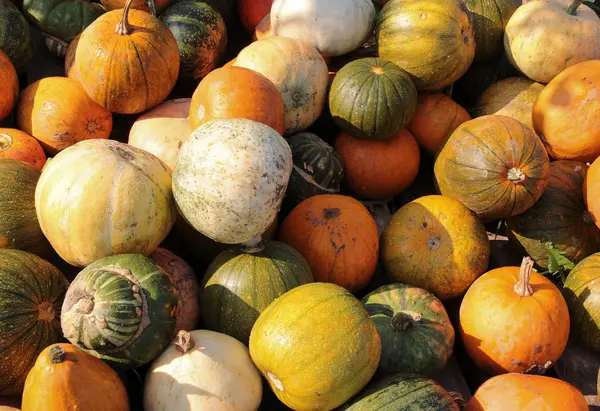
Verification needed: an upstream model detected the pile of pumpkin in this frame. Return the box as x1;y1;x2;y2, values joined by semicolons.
1;0;600;409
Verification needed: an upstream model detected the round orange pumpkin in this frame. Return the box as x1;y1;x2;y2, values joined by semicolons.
16;77;112;155
238;0;273;33
0;50;18;124
100;0;170;14
459;257;570;376
279;194;379;292
585;156;600;230
189;66;285;135
0;129;46;170
335;129;420;200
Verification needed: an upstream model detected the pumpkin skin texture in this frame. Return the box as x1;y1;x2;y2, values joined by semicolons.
201;240;314;345
0;0;33;72
233;36;329;136
0;50;17;123
329;58;418;141
464;0;516;62
238;0;272;33
64;33;79;80
35;139;176;267
586;156;600;229
0;249;69;396
0;129;45;170
279;194;379;292
377;0;475;90
22;344;129;411
434;115;550;221
464;373;588;411
100;0;170;15
16;77;112;155
128;98;191;171
507;161;600;269
459;258;570;375
381;195;490;301
533;60;600;162
249;283;381;411
189;66;285;135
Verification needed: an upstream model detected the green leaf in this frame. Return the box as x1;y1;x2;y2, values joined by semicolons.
544;242;575;284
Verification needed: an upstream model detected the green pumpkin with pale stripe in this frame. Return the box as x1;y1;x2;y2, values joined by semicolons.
60;254;178;369
464;0;516;62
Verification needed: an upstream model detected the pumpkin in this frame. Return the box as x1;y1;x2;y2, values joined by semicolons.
145;330;262;411
0;50;17;123
586;155;600;229
464;0;516;62
0;407;18;411
362;284;455;377
286;132;344;205
335;129;420;200
233;36;329;135
64;33;79;80
0;249;69;395
465;373;588;411
249;282;381;411
189;66;285;135
202;240;313;345
0;129;45;170
238;0;272;33
474;77;544;130
279;194;379;292
329;58;418;140
160;1;227;82
270;0;376;57
459;257;570;375
506;161;600;269
61;254;178;368
434;115;550;221
35;139;176;267
376;0;475;90
72;0;179;114
173;118;292;245
533;60;600;162
407;93;471;155
100;0;170;14
128;98;191;171
504;0;600;83
22;344;129;411
0;0;33;71
340;374;459;411
381;195;490;301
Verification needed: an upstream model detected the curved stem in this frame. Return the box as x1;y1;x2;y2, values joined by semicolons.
514;257;534;297
390;311;423;331
175;330;194;354
50;345;67;364
566;0;584;15
115;0;135;35
507;167;527;184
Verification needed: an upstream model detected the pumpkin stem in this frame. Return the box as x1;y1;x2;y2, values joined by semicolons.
0;133;11;152
566;0;584;15
175;330;194;354
38;302;56;322
267;372;284;392
583;211;595;225
370;66;384;75
449;391;466;407
390;311;423;331
241;235;265;254
50;345;67;363
514;257;534;297
115;0;134;35
507;167;527;184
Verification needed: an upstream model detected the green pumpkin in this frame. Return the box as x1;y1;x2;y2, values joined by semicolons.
361;284;455;377
202;240;314;345
0;249;69;395
329;58;417;140
160;1;227;82
464;0;516;62
60;253;178;369
0;0;33;71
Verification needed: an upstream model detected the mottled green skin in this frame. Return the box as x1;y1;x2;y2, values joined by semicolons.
464;0;516;62
341;373;459;411
0;249;69;395
22;0;104;42
160;1;227;82
61;254;178;369
0;0;33;71
329;58;418;140
202;241;314;345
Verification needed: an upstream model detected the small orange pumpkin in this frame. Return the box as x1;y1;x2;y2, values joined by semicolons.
0;50;18;123
585;156;600;230
0;129;46;170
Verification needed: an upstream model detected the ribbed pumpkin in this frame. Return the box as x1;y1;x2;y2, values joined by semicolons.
279;194;379;292
459;257;570;375
64;33;79;80
0;249;69;395
201;240;313;345
160;1;227;82
100;0;170;15
22;344;129;411
586;155;600;229
35;139;176;267
61;254;178;368
377;0;475;90
0;0;33;71
0;129;45;170
362;284;454;377
381;195;490;301
189;66;285;135
329;58;417;140
0;50;17;123
238;0;272;32
434;115;550;221
507;161;600;269
464;0;516;62
249;283;381;411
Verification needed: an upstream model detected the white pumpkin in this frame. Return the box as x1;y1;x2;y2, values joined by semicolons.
172;118;292;244
270;0;376;57
144;330;263;411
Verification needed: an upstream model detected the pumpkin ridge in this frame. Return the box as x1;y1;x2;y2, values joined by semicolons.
134;31;178;83
446;158;504;176
292;164;338;193
128;40;151;110
463;128;508;167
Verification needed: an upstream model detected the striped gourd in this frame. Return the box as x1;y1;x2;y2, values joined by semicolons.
463;0;516;62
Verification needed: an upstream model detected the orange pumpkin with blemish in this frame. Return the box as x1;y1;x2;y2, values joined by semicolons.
0;50;18;123
0;129;46;170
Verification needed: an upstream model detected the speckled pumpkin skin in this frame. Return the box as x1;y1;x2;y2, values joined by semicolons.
464;0;516;62
0;0;33;72
0;50;18;123
0;129;46;170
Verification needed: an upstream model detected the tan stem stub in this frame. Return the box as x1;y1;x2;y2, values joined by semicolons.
115;0;135;35
267;372;284;392
0;133;12;152
427;235;441;251
522;360;553;374
38;302;56;322
391;311;423;331
370;66;384;75
175;330;194;354
241;235;265;254
507;167;527;184
514;257;534;297
50;345;67;364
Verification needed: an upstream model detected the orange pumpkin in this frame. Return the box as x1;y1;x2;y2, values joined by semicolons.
189;66;285;134
253;13;274;41
64;34;79;81
0;129;46;170
335;129;420;200
407;93;471;155
0;50;18;123
279;194;379;292
0;407;19;411
238;0;273;33
585;156;600;230
16;77;112;154
100;0;170;14
459;257;570;376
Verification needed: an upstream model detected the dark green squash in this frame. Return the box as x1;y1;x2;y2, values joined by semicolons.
60;253;178;369
464;0;516;62
0;249;69;395
361;284;455;377
0;0;33;71
329;58;417;140
196;0;234;26
202;240;314;345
